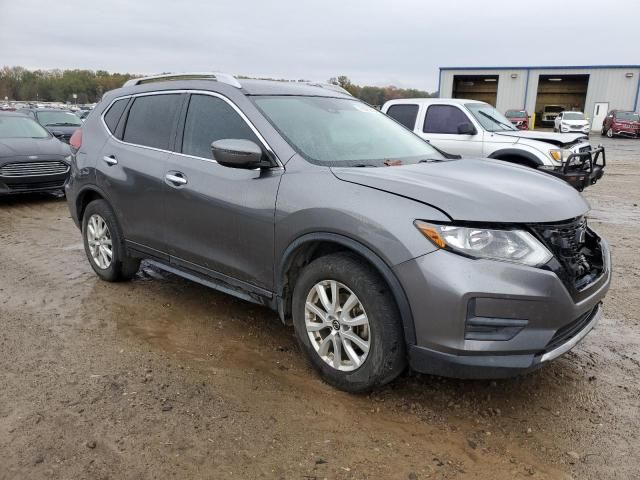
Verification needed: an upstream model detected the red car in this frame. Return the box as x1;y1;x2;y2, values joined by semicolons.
601;110;640;138
505;109;529;130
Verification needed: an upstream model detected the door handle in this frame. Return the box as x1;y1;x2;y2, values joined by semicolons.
165;173;188;186
103;155;118;166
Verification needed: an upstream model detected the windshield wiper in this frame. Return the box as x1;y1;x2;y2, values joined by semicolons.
478;111;515;131
352;163;377;168
45;122;80;127
418;158;446;163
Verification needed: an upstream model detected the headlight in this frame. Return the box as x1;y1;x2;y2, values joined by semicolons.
414;221;552;267
549;149;572;162
65;155;72;162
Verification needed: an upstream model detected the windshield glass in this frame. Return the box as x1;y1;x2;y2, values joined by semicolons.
0;115;50;138
465;103;517;132
563;112;585;120
545;106;564;113
253;96;445;166
36;110;82;127
617;112;640;121
505;110;526;118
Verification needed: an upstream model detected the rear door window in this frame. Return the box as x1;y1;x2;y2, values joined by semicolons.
122;94;181;150
103;98;128;135
181;94;260;159
423;105;471;134
386;104;419;130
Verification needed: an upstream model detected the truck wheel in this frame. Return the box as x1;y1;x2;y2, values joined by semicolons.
82;199;140;282
291;252;406;392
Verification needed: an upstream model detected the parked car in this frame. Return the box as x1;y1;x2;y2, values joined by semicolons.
0;112;71;195
505;109;529;130
554;111;590;135
541;105;565;125
601;110;640;138
66;73;611;391
21;108;82;143
382;98;605;191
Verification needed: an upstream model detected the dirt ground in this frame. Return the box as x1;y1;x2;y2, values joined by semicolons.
1;136;638;480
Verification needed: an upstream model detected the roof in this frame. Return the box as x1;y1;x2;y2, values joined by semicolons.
384;97;482;106
440;64;640;71
112;76;351;99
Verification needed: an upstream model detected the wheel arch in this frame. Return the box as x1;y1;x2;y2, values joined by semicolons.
488;148;544;168
276;232;416;346
75;185;108;223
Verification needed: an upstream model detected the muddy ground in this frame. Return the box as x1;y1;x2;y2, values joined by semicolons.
1;136;638;480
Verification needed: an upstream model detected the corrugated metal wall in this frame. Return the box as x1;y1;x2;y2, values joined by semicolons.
440;67;640;118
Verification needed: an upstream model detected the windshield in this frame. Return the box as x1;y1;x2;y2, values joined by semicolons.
505;110;526;118
544;106;564;113
253;96;445;166
0;116;50;138
617;112;640;121
36;110;82;127
563;112;585;120
465;103;517;132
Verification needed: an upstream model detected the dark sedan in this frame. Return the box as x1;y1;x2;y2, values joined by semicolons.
21;108;82;143
0;112;71;195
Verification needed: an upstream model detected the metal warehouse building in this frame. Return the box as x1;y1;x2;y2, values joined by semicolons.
438;65;640;131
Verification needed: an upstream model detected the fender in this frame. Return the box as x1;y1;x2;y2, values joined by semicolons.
488;148;544;166
277;232;417;346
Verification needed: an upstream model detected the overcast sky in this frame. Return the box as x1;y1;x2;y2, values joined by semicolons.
0;0;637;91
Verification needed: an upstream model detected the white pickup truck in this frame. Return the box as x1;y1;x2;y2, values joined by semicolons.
382;98;605;190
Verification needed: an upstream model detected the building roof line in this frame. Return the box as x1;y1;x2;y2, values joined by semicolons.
440;65;640;71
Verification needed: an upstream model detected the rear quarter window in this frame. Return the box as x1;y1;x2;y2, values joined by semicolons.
386;104;419;130
122;94;182;150
103;98;128;135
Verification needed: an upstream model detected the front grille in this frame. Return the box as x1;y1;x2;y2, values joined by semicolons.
0;161;69;178
545;305;598;352
530;216;604;294
8;180;66;192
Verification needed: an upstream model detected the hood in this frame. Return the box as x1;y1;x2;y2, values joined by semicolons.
494;130;586;146
332;159;589;223
0;136;70;159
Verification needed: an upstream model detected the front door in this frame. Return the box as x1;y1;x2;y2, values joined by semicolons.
163;92;282;291
420;104;484;157
591;102;609;132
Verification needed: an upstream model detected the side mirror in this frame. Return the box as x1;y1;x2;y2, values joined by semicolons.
457;122;476;135
211;139;266;169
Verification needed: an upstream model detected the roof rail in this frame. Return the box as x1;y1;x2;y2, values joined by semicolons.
123;72;242;89
305;82;352;96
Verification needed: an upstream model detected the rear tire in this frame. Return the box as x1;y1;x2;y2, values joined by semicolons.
291;252;406;392
82;199;140;282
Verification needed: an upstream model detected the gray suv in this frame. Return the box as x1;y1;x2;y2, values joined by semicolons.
65;73;611;392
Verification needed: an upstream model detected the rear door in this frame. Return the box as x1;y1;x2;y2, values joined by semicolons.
97;92;183;257
163;92;282;291
420;104;484;156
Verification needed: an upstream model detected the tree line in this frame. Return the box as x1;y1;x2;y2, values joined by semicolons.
328;75;435;105
0;66;136;104
0;67;435;106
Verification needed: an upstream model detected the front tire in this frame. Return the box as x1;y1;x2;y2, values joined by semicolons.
606;128;614;138
292;252;406;392
82;199;140;282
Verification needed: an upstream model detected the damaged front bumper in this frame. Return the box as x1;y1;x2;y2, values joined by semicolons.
542;145;605;191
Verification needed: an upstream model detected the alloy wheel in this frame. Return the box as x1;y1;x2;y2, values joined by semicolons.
304;280;370;371
607;128;613;138
86;214;113;269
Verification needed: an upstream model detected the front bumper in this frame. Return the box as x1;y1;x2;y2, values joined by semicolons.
0;172;68;195
543;145;605;191
560;125;590;134
394;239;611;379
